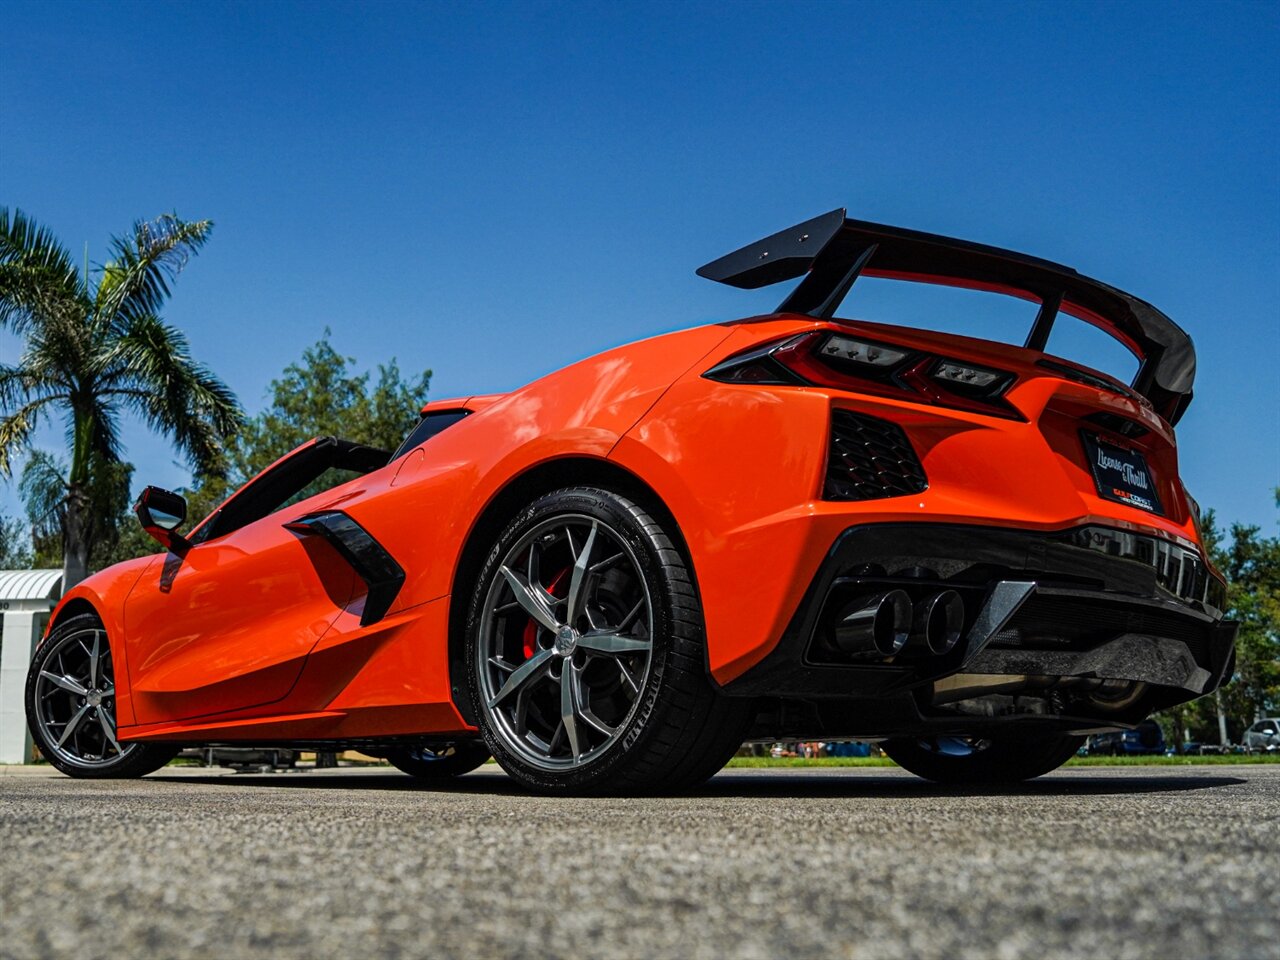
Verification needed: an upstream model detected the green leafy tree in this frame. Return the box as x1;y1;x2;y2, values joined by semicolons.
1159;493;1280;748
0;208;244;588
0;510;32;569
99;330;430;565
226;329;430;481
1206;496;1280;720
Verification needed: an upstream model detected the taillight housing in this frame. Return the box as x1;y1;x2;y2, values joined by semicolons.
705;331;1023;420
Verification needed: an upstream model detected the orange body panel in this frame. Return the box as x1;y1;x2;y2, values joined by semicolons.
45;309;1211;747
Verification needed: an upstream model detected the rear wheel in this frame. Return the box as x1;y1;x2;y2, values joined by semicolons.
383;741;491;780
465;486;752;795
881;732;1083;784
25;613;178;778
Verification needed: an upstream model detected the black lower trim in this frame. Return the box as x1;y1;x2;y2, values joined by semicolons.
285;511;406;626
724;522;1235;702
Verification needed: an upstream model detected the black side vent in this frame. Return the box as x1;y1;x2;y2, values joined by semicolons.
824;409;928;501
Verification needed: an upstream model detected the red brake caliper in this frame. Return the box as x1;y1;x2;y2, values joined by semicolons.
522;567;571;659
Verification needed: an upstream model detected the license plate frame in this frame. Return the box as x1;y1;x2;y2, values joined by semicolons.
1081;432;1164;516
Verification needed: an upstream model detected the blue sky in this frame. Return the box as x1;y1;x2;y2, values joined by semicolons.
2;0;1277;530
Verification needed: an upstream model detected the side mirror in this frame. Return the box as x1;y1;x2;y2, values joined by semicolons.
134;486;189;550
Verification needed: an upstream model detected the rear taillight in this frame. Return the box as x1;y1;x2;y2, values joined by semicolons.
705;331;1022;419
1185;487;1204;540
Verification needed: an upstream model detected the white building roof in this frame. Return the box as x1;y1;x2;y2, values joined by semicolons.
0;569;62;602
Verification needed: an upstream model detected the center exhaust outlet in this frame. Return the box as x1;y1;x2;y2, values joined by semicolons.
907;589;965;655
834;590;911;658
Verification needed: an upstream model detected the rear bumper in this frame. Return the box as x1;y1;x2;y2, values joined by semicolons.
723;522;1236;705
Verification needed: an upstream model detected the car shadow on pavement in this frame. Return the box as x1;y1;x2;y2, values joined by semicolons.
691;771;1248;798
147;768;1247;798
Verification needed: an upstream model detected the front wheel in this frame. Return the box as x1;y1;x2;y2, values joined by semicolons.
465;486;752;795
383;741;491;780
881;732;1083;784
25;613;178;778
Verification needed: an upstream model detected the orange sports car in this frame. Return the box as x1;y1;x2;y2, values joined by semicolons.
26;210;1236;792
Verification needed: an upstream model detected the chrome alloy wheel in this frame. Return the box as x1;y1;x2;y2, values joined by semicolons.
476;514;654;772
31;628;136;768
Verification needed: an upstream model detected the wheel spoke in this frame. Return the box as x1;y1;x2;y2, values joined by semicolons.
487;649;553;708
513;683;535;737
526;537;544;595
616;598;645;632
560;664;583;761
40;671;87;697
88;632;101;689
577;699;616;738
565;520;598;625
617;658;640;694
577;631;651;655
55;704;93;748
499;565;561;633
588;551;624;574
99;708;123;756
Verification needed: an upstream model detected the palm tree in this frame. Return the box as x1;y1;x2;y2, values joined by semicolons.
0;208;243;588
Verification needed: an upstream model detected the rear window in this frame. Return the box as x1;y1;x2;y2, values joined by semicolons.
391;409;471;460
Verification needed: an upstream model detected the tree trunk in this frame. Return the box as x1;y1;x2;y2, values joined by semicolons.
1215;689;1230;747
61;485;92;590
1170;708;1186;755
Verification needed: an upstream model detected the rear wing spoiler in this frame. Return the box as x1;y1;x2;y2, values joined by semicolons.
697;209;1195;424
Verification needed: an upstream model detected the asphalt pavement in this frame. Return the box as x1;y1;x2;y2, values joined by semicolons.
0;763;1276;960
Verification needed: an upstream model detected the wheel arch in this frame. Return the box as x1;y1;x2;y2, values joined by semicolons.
48;596;99;636
445;454;692;723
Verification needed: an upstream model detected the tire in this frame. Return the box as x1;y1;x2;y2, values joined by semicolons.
465;486;753;795
383;741;491;780
881;732;1084;785
25;612;179;779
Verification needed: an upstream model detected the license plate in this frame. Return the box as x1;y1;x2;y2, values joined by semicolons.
1082;433;1163;515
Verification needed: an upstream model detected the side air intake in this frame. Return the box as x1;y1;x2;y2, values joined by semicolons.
823;409;928;501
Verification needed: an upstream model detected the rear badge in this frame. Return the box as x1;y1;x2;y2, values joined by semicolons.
1082;433;1163;515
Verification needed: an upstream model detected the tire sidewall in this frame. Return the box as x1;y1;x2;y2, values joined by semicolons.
464;487;686;793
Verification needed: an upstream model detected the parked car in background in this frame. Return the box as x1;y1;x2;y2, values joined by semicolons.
1178;741;1228;756
1243;719;1280;753
1086;721;1166;756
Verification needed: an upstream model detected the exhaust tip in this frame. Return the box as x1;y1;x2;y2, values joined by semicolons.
834;590;911;658
910;590;965;655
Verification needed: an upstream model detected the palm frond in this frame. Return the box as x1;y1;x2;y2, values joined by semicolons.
0;208;78;276
0;395;59;476
0;208;86;336
95;214;212;326
0;360;69;417
18;449;69;539
104;312;243;475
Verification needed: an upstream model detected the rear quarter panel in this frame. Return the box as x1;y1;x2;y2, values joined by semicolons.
611;319;1206;684
238;324;737;731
